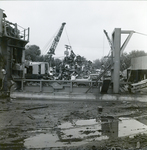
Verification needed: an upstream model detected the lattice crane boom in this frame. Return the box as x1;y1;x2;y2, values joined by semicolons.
48;22;66;55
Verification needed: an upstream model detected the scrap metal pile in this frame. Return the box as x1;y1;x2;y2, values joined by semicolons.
55;46;93;80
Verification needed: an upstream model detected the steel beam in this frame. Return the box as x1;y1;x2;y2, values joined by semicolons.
0;9;3;37
112;28;121;93
120;30;134;55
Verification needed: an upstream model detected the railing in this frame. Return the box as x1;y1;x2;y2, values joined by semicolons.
14;79;102;93
2;18;29;41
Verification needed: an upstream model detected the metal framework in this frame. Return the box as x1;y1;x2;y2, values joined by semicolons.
47;22;66;66
112;29;134;93
0;8;29;96
48;23;66;55
104;28;134;93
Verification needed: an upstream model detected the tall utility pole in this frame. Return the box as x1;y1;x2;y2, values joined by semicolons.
112;28;134;93
112;28;121;94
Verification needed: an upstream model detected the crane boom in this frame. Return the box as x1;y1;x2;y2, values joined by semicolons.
48;22;66;55
103;30;114;53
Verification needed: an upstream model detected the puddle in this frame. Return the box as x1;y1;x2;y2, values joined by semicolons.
24;132;87;148
24;117;147;148
119;117;147;137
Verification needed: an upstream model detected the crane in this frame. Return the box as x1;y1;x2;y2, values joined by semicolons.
47;22;66;66
103;30;114;56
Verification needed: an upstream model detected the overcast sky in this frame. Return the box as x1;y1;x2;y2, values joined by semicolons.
1;1;147;61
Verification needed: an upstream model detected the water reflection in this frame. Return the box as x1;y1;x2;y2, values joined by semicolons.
58;117;147;142
101;116;118;138
24;117;147;149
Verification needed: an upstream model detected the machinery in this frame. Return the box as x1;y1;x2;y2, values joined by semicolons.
0;8;29;96
25;62;51;79
25;23;66;79
86;29;135;94
1;8;140;97
46;22;66;66
58;44;93;81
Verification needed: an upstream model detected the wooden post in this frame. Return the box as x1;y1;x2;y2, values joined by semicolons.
40;80;42;92
70;81;72;93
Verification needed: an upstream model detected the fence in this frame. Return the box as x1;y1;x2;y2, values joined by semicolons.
14;79;101;93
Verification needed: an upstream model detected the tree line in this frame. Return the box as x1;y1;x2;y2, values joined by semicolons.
93;50;147;71
25;44;147;72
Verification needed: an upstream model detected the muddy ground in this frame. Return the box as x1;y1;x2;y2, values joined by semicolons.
0;97;147;150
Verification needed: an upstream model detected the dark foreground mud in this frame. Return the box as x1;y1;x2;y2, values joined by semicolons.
0;98;147;149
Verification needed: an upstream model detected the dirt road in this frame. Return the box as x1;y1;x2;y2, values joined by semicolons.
0;98;147;149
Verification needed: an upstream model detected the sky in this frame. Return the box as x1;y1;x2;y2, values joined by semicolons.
1;1;147;61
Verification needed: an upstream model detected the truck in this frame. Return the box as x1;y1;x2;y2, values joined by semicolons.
25;62;53;79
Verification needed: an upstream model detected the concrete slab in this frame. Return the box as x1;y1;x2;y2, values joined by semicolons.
10;91;147;102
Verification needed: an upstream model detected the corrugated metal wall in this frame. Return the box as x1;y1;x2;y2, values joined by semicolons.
131;56;147;70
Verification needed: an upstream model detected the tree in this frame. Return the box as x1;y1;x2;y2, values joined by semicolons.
92;59;101;69
53;58;62;66
93;56;112;70
25;45;41;61
52;58;62;74
120;52;130;71
129;50;147;58
120;50;147;71
92;50;147;72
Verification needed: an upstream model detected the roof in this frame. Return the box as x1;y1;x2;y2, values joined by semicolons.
29;62;49;66
90;74;99;76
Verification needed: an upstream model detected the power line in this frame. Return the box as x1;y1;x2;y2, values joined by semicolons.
42;37;53;55
65;26;71;47
135;31;147;36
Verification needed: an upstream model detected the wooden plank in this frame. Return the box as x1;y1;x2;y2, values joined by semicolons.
25;105;48;111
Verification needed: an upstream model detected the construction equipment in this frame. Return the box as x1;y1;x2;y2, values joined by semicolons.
103;30;114;55
25;62;51;79
47;22;66;66
0;8;29;96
